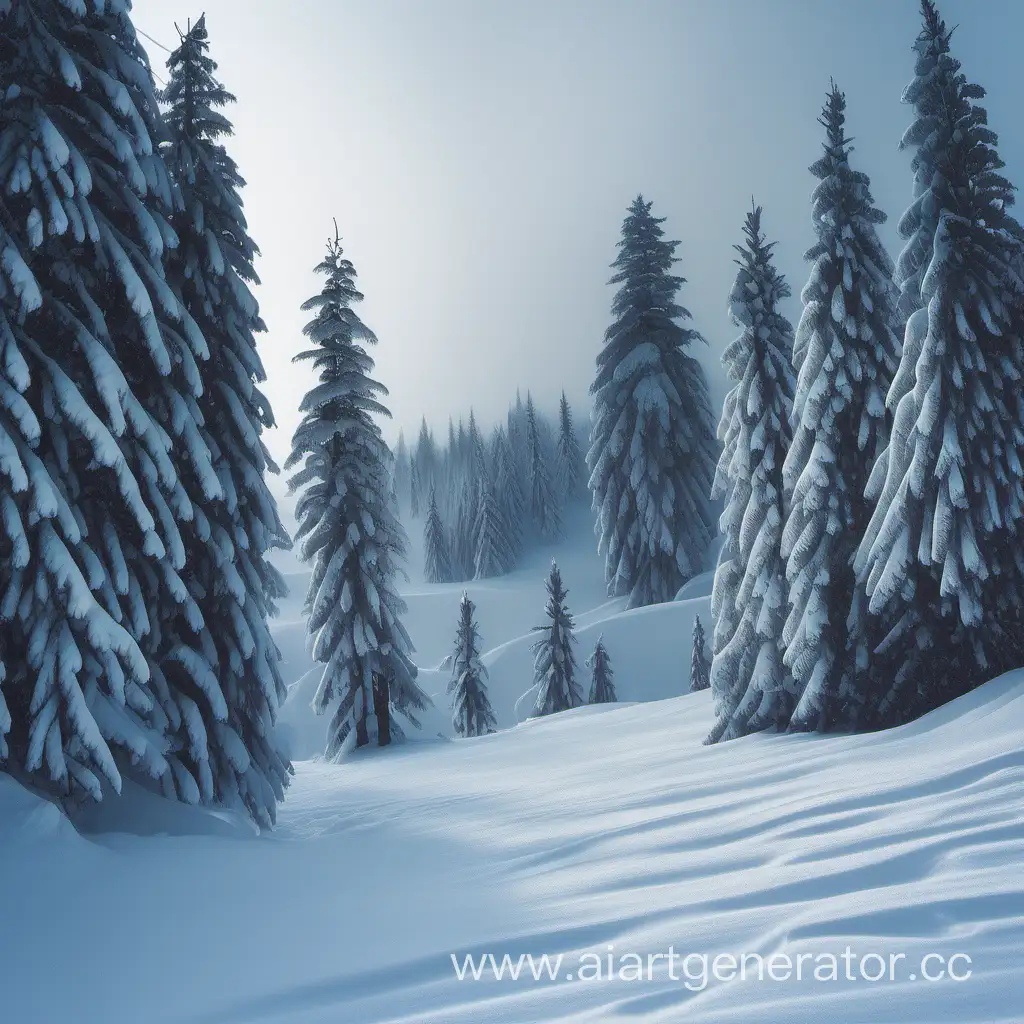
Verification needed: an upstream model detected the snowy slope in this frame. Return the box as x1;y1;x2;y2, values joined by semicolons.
3;669;1023;1023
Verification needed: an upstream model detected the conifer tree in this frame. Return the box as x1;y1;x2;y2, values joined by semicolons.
474;479;514;579
556;391;583;502
531;561;583;716
690;615;710;692
0;0;221;806
854;1;1024;723
423;487;453;583
493;426;525;564
450;476;476;581
708;205;796;744
782;83;901;732
286;230;429;755
161;14;292;824
526;393;561;539
586;636;616;704
447;593;497;737
409;461;421;519
588;196;718;609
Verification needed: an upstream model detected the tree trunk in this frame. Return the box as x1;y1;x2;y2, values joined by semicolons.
373;672;392;747
355;682;370;748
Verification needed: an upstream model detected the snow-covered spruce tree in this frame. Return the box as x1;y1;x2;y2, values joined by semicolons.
0;0;230;807
690;615;710;692
474;478;514;579
423;487;453;583
450;476;476;581
493;425;524;565
286;232;429;754
415;416;437;495
447;592;497;737
526;393;561;539
781;83;902;733
556;391;584;502
707;205;797;744
854;1;1024;723
531;561;583;716
409;460;421;519
588;196;718;609
586;635;616;704
161;14;291;824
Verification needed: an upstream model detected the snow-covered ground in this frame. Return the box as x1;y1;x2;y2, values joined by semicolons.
2;523;1023;1023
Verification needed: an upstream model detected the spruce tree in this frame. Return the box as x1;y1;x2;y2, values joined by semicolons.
690;615;710;692
493;426;524;565
782;84;902;733
708;205;796;744
556;391;583;502
409;461;421;519
286;231;429;755
531;561;583;716
0;0;220;806
474;479;513;579
447;593;497;737
854;1;1024;723
586;636;616;704
161;14;291;824
450;476;476;581
588;196;718;609
526;393;560;539
423;487;453;583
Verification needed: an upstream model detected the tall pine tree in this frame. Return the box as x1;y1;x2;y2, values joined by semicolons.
161;14;292;824
0;0;224;808
586;636;616;704
423;487;453;583
854;1;1024;723
690;615;710;692
708;205;796;744
588;196;718;609
447;593;497;737
526;393;560;540
531;561;582;716
782;84;901;733
555;391;583;502
286;231;429;755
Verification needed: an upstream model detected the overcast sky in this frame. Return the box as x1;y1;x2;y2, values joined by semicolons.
133;0;1024;480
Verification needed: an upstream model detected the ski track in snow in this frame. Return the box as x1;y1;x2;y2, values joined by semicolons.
1;525;1022;1023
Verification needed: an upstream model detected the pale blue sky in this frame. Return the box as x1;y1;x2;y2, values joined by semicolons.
133;0;1024;472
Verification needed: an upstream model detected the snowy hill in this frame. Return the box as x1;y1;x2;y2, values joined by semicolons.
3;669;1023;1023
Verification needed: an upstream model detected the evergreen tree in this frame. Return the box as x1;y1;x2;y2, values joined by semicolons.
556;390;583;502
531;561;583;715
708;205;796;744
0;0;224;807
286;231;429;755
409;461;421;519
474;478;514;579
449;476;476;581
447;593;497;737
690;615;710;692
161;15;292;824
493;426;525;565
588;196;718;609
423;487;453;583
586;636;616;704
782;83;902;732
526;393;561;539
415;416;436;495
854;1;1024;722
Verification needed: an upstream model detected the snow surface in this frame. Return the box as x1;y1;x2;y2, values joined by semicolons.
2;524;1023;1022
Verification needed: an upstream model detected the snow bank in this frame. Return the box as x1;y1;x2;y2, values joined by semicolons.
4;671;1023;1022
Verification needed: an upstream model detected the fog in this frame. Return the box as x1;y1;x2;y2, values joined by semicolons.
133;0;1024;471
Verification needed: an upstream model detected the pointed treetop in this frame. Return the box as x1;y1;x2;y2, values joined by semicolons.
818;80;850;153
